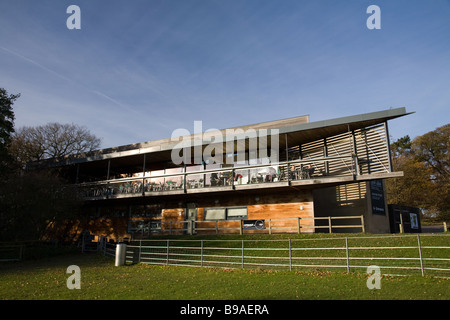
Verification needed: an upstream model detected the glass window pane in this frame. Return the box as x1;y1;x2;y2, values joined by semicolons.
227;207;247;217
205;208;226;220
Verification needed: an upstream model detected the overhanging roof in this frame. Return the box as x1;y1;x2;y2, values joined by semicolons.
280;107;413;148
30;107;412;168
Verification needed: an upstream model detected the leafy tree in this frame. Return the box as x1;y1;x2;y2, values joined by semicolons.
0;170;82;241
390;135;412;158
412;124;449;221
387;124;449;221
0;90;102;241
412;124;449;180
0;88;20;175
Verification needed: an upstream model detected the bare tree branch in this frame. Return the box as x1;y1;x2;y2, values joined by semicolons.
10;122;102;166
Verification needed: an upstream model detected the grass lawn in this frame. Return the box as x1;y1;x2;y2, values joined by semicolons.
0;252;448;300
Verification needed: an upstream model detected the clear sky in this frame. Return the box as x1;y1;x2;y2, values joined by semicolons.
1;0;449;149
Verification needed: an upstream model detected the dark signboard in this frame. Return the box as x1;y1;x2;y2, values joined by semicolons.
388;204;422;233
370;179;386;215
243;219;265;230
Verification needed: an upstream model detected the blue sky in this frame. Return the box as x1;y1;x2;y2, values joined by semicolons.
1;0;449;148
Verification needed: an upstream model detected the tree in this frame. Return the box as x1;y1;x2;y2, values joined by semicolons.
390;135;412;158
0;89;102;241
0;88;20;175
412;124;449;221
9;122;102;167
0;170;82;241
4;122;102;240
387;124;450;221
412;124;449;181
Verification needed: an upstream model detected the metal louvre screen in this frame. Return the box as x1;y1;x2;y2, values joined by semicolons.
325;132;354;176
301;139;326;174
299;124;390;176
354;124;390;174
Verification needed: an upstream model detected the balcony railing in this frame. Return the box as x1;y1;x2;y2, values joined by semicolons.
78;154;360;199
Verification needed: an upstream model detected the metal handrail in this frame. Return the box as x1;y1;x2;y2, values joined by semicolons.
76;154;356;187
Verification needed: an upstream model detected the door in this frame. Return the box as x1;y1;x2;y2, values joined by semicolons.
186;203;197;235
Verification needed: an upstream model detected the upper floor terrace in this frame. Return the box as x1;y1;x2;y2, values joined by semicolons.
29;108;411;200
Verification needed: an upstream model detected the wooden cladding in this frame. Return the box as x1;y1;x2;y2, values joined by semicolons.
161;189;314;234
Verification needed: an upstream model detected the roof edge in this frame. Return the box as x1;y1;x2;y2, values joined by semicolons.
27;107;412;168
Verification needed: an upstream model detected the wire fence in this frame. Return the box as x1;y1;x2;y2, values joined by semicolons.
118;234;450;277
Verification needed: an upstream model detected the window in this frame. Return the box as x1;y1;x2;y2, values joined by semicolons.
204;207;248;220
227;207;247;218
204;208;226;220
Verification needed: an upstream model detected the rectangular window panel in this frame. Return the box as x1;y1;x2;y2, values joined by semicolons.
227;207;248;218
205;208;226;220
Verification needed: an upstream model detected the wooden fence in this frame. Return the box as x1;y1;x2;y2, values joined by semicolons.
152;215;365;236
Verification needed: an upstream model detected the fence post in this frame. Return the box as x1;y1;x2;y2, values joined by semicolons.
138;239;142;263
19;245;24;261
399;214;404;234
289;239;292;271
345;237;350;273
268;219;272;235
240;220;243;235
241;239;244;269
328;217;332;233
444;222;448;232
417;234;424;276
297;217;301;234
115;243;127;266
201;240;204;267
166;240;170;265
360;215;366;233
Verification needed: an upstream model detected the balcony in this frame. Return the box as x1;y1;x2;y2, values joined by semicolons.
77;154;401;200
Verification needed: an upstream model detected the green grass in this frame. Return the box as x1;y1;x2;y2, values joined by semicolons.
0;252;448;300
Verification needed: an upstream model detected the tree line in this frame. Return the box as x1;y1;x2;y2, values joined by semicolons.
386;124;449;222
0;88;101;241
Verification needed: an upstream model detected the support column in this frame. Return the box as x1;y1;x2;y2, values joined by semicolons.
107;159;111;180
384;121;393;172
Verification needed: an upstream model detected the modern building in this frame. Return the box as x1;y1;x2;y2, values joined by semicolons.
31;107;411;239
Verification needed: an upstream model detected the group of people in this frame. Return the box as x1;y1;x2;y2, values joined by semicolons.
210;171;250;186
290;164;315;180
